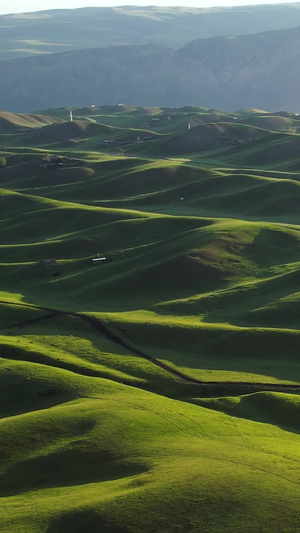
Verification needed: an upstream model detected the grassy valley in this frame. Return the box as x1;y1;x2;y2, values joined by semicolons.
1;105;300;532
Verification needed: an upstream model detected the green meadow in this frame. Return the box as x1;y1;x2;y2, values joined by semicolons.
0;105;300;532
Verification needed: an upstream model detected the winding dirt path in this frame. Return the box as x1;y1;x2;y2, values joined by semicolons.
1;299;300;395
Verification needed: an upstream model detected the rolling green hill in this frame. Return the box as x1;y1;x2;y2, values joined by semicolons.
0;111;63;133
1;105;300;533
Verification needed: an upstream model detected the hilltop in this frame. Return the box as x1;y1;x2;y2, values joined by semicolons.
0;111;63;133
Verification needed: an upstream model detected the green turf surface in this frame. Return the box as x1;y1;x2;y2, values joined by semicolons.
1;105;300;532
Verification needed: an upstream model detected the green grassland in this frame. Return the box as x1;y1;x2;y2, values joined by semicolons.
1;105;300;532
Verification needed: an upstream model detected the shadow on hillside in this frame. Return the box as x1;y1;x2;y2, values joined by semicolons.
15;267;227;313
191;392;300;436
0;448;147;497
2;297;300;387
47;510;129;533
246;228;300;268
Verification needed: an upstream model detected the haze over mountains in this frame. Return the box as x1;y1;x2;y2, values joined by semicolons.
2;4;300;112
3;4;300;59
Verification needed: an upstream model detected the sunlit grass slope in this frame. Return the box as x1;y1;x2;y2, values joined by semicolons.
0;110;64;134
1;105;300;533
1;373;300;533
3;157;300;224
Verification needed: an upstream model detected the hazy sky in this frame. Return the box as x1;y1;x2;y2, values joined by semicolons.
0;0;298;16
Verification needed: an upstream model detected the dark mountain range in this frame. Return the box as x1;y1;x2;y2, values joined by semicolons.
2;4;300;60
2;25;300;112
0;44;221;112
181;26;300;111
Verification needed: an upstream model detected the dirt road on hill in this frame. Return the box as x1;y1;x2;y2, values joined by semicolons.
1;299;300;396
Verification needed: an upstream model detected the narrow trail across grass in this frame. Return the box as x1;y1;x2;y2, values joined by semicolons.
1;299;300;396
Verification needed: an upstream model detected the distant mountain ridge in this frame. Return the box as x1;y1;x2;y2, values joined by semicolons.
2;4;300;60
0;44;222;112
2;24;300;112
180;26;300;111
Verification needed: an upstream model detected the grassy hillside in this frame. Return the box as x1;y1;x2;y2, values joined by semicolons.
0;110;63;133
1;105;300;533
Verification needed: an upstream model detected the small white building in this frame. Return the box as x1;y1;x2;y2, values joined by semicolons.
92;257;106;264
